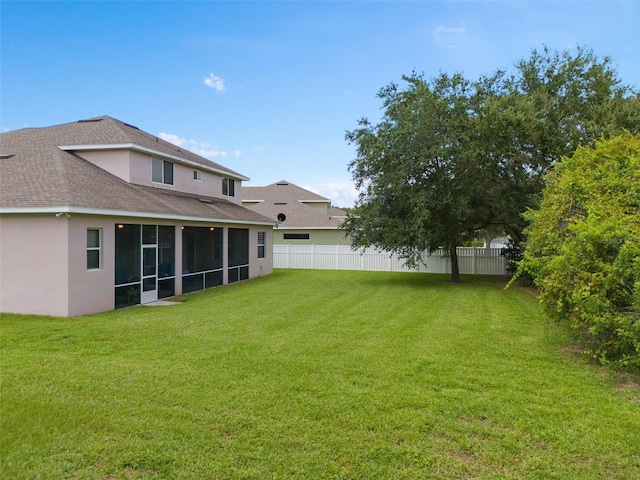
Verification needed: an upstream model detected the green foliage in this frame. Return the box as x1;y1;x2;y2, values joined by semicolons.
462;240;485;248
344;46;640;284
343;72;492;283
518;134;640;370
477;46;640;243
501;239;534;286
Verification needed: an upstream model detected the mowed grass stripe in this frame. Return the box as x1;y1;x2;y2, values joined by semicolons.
2;269;638;479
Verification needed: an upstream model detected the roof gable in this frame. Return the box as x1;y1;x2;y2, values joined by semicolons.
242;180;346;228
243;180;330;203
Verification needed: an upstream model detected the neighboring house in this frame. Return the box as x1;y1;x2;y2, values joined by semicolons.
0;116;275;317
243;181;350;245
486;237;509;249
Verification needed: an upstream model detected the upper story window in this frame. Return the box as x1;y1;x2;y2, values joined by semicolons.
222;177;235;197
152;158;174;185
193;170;202;182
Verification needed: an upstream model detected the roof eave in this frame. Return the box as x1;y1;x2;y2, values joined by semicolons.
0;206;276;227
275;226;344;230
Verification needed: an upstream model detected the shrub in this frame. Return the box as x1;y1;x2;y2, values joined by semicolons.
517;133;640;371
502;239;534;286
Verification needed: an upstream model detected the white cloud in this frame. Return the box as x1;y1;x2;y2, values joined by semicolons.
158;132;236;159
203;72;225;92
303;180;358;208
434;26;465;35
433;25;466;49
157;132;186;147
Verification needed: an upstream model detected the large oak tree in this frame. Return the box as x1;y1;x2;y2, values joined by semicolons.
343;47;639;282
478;47;640;242
343;73;489;283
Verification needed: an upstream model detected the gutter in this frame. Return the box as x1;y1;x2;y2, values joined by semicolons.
0;206;277;227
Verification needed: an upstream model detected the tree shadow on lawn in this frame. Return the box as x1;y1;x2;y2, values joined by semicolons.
351;271;510;291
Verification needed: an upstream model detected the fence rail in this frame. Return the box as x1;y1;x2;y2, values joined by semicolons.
273;245;507;275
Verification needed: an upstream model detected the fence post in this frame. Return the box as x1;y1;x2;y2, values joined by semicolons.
472;247;476;275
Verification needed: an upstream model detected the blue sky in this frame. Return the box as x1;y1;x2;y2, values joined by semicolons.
2;1;639;207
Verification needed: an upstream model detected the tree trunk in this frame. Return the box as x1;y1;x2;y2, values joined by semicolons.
449;244;461;283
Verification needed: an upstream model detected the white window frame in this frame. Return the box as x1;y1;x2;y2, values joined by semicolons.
193;170;202;182
222;177;235;197
257;231;266;258
152;158;174;185
87;228;101;270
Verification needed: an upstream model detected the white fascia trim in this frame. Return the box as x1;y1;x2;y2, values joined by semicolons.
298;200;330;203
58;143;250;181
0;206;276;227
275;226;341;230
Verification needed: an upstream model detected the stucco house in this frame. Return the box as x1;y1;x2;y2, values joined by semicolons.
242;180;350;245
0;116;275;317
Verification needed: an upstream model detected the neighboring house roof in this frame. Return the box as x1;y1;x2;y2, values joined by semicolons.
0;117;274;225
243;180;346;229
328;206;348;219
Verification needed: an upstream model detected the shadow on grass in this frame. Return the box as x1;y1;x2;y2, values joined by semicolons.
348;270;510;291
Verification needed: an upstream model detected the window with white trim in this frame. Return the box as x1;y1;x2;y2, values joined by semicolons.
257;231;266;258
87;228;101;269
152;158;174;185
193;170;202;181
222;177;235;197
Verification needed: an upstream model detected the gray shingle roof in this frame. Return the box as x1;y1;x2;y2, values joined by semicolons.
0;117;274;225
243;180;346;228
7;116;247;178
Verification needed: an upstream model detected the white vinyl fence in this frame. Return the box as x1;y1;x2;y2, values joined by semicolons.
274;245;507;275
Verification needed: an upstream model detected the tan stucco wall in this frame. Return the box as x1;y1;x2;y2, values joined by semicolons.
130;150;158;187
129;151;244;205
79;150;132;182
0;215;71;316
249;227;274;278
0;215;273;317
174;167;216;198
79;149;245;205
303;202;330;214
67;217;117;316
273;228;350;245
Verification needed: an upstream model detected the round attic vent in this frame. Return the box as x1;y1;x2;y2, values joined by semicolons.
277;213;286;222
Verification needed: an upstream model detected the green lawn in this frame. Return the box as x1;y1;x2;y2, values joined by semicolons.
2;269;639;479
